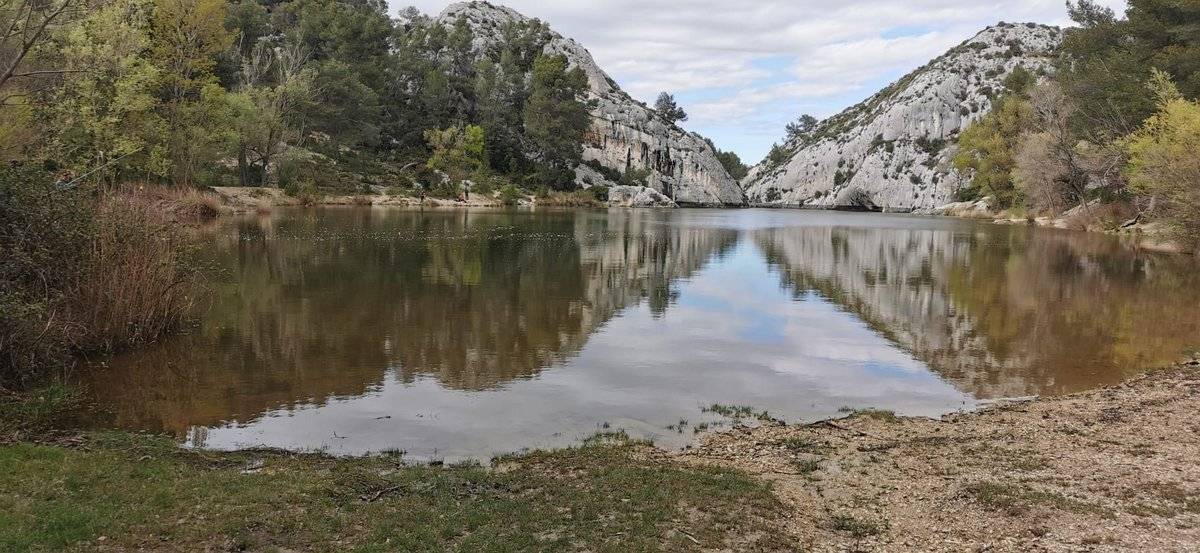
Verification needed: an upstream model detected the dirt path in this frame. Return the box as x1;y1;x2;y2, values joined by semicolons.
680;362;1200;552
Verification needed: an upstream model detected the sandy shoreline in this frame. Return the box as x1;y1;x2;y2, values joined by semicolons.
679;359;1200;552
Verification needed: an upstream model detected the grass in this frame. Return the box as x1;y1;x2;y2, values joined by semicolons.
702;404;779;423
838;408;899;423
792;459;823;475
0;428;791;552
779;437;823;454
0;385;83;442
535;189;604;207
829;513;885;538
965;481;1106;517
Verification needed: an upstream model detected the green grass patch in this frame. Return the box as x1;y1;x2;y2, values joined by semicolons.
838;408;899;423
779;437;823;454
0;385;84;441
965;481;1106;517
829;513;885;538
702;404;779;423
0;430;790;551
792;459;822;475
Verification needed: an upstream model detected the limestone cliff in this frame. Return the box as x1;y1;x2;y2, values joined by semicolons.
438;2;745;206
743;23;1062;212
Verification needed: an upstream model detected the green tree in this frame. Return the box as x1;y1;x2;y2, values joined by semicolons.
424;124;487;182
785;114;819;141
523;54;590;189
0;0;82;93
1060;0;1200;140
280;0;391;150
952;95;1034;207
764;143;791;168
1125;71;1200;250
230;41;316;187
474;19;550;174
40;0;167;181
654;92;687;124
714;149;748;180
150;0;235;184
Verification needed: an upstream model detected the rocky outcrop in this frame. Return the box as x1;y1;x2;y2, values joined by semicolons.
607;185;677;208
438;2;744;206
744;23;1062;212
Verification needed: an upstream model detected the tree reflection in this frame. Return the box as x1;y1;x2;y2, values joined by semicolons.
85;208;738;433
756;224;1200;397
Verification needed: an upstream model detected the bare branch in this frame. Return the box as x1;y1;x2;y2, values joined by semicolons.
9;69;86;78
0;0;77;91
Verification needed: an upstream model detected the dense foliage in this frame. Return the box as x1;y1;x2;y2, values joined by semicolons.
953;0;1200;244
0;166;207;387
1126;71;1200;249
0;0;596;193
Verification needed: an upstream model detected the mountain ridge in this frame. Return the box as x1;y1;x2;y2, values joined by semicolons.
742;22;1063;212
437;1;746;206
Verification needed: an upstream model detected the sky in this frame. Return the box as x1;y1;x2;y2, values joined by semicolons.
394;0;1127;163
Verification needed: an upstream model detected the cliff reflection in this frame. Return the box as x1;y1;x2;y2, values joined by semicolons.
755;224;1200;398
85;209;738;433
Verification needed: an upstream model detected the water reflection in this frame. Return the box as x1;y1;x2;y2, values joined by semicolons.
755;223;1200;397
84;208;1200;458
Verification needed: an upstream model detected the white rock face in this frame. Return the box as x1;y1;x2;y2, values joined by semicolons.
438;2;744;206
743;23;1063;212
607;185;678;208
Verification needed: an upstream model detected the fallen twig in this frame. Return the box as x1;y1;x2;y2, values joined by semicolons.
809;419;888;441
361;485;403;503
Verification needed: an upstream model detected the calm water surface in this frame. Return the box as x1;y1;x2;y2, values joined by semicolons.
85;208;1200;460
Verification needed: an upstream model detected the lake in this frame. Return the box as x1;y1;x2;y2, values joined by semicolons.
83;208;1200;461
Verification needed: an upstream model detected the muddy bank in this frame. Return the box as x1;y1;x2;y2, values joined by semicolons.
680;360;1200;552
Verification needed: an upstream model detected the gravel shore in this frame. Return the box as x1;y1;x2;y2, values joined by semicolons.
681;360;1200;552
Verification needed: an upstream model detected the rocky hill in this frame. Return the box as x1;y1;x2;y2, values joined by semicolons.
743;23;1062;212
438;2;745;206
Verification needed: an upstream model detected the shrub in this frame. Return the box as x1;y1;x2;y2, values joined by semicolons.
618;168;651;188
1126;73;1200;251
119;183;223;222
68;192;205;353
1;165;93;385
539;189;603;207
915;136;948;156
499;184;522;206
0;165;208;387
284;180;321;206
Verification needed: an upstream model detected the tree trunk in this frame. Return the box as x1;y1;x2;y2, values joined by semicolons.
238;144;249;187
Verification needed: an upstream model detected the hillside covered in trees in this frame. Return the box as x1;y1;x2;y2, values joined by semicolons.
950;0;1200;249
0;0;747;203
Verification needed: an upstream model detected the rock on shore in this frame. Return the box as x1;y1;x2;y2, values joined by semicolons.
607;185;677;208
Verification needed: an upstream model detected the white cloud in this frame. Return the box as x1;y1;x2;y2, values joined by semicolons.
394;0;1128;161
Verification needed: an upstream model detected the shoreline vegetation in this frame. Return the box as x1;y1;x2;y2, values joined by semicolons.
2;360;1197;550
1;172;215;390
1;0;1197;549
212;185;1197;255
